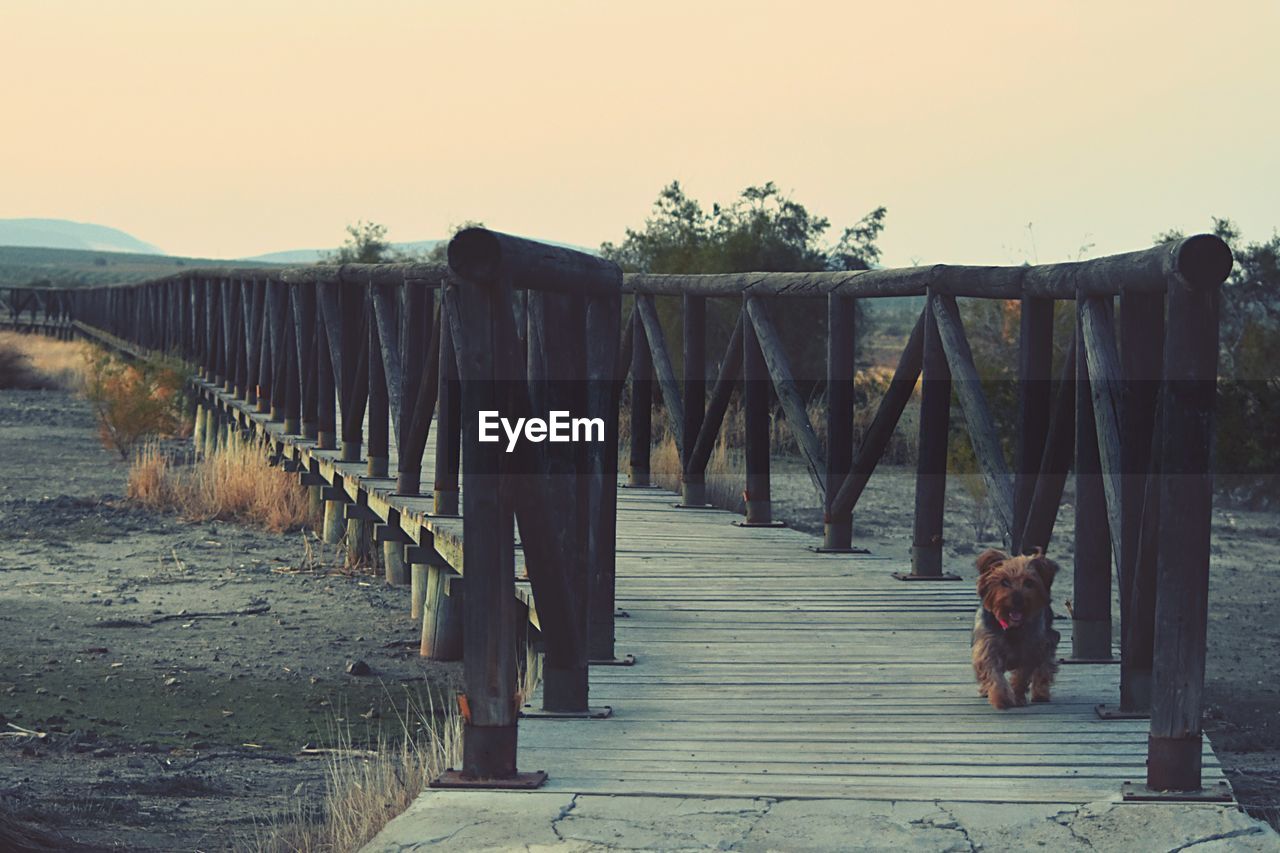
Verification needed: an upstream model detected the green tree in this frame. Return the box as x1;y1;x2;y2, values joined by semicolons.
1157;218;1280;481
601;181;886;275
602;181;889;385
326;220;396;264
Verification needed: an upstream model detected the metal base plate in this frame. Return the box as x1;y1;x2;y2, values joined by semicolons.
1096;703;1150;720
734;520;787;528
1059;657;1120;665
892;572;962;582
520;705;613;720
590;654;637;667
1121;781;1233;803
673;503;717;510
431;769;548;790
808;546;872;554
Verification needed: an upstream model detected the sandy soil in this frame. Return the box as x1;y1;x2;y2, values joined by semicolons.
767;456;1280;828
0;389;460;851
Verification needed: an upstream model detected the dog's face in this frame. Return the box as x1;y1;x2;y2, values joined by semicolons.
976;547;1057;630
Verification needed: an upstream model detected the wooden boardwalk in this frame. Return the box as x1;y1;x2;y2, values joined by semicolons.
181;370;1226;806
517;486;1226;804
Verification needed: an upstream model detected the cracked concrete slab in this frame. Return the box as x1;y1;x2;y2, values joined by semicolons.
736;799;971;852
362;792;1280;852
1059;801;1276;852
558;795;772;850
361;791;578;852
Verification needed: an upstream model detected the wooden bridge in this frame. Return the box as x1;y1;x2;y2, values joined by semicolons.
8;228;1234;804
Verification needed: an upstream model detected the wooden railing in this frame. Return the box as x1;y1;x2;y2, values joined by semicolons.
54;229;1229;795
0;285;75;337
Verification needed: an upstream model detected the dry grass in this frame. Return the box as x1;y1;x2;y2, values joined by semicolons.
249;691;463;853
650;433;746;515
619;364;918;471
129;437;319;533
623;362;917;517
0;331;88;390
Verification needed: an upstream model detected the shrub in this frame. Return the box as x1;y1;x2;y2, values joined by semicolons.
0;340;47;389
84;350;189;458
128;439;317;533
0;333;91;390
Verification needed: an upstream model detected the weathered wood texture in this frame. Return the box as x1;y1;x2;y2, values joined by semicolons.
1148;266;1222;791
624;235;1231;299
744;296;826;496
516;486;1228;803
930;292;1015;544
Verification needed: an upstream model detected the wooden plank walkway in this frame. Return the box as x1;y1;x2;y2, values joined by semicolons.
179;369;1227;806
518;486;1227;804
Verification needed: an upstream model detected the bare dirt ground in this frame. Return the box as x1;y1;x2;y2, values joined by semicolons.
0;388;460;851
767;456;1280;830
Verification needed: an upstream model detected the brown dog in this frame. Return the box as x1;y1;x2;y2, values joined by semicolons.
972;547;1060;710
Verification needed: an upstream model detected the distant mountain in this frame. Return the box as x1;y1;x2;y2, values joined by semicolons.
243;240;444;264
0;218;161;254
242;237;597;263
0;245;275;289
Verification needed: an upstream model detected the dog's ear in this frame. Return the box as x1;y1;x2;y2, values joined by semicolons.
1028;550;1059;592
976;548;1009;576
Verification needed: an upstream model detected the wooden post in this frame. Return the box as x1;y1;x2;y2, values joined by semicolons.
1147;241;1226;792
683;314;744;485
636;295;684;453
316;297;337;451
192;397;206;454
1014;297;1054;552
905;296;951;578
1119;291;1164;712
450;272;520;781
531;290;591;712
828;310;925;520
931;294;1016;545
741;298;776;526
628;309;653;487
421;570;464;660
434;293;461;516
443;227;622;731
256;291;272;414
281;295;301;435
367;289;390;478
292;286;319;441
1018;337;1076;553
390;281;433;496
1072;299;1113;661
586;289;622;663
744;297;826;496
680;294;706;505
332;279;368;466
824;293;856;550
220;279;237;395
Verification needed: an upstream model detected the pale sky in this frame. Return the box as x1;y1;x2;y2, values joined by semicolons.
3;0;1277;266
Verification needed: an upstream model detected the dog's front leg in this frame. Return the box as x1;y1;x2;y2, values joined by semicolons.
983;670;1016;709
1030;659;1058;703
1009;670;1031;706
972;639;1015;709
